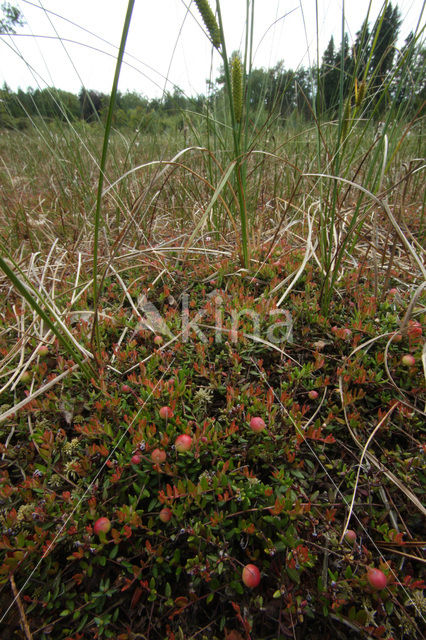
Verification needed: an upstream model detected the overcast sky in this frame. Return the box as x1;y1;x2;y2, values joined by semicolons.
0;1;424;98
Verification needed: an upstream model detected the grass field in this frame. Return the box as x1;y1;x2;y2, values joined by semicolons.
0;1;425;638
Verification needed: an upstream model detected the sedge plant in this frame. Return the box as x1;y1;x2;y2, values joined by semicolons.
194;0;255;268
310;0;425;314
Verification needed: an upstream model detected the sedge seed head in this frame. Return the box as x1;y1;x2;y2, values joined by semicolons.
341;98;352;139
355;79;366;107
231;54;243;123
194;0;221;49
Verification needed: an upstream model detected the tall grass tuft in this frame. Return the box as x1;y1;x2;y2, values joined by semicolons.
306;0;425;313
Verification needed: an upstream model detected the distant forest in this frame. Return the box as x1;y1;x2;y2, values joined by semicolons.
0;2;424;131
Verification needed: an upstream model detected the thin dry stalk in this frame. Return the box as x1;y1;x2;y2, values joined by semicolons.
339;402;399;544
0;361;84;425
10;574;34;640
338;374;426;518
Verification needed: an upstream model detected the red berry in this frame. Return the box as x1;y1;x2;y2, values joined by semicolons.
153;335;163;345
367;568;387;590
38;345;49;357
93;517;111;536
308;390;318;400
175;434;192;452
121;384;132;393
344;529;357;544
401;354;415;367
159;507;172;523
151;449;166;464
249;417;266;432
131;454;142;464
159;406;173;419
242;564;261;588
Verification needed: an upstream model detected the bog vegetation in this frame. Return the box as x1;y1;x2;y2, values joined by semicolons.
0;1;425;639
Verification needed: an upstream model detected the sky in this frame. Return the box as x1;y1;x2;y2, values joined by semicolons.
0;0;424;98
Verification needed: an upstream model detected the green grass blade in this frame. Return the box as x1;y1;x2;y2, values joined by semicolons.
92;0;135;351
0;254;95;380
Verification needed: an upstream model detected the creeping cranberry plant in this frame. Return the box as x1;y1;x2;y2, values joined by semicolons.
0;250;424;639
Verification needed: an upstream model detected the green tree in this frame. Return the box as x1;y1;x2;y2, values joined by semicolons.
369;2;401;113
370;2;401;79
336;33;352;99
118;90;148;113
317;33;351;117
245;67;268;111
352;19;370;82
294;68;313;118
78;88;106;122
163;88;187;115
392;32;426;117
318;36;339;114
0;1;23;33
262;63;312;120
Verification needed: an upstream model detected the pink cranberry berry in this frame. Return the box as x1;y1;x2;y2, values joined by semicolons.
401;354;415;367
242;564;261;588
151;449;166;464
367;568;387;590
344;530;357;544
159;406;173;420
159;507;172;523
93;517;111;536
249;417;266;432
175;434;192;452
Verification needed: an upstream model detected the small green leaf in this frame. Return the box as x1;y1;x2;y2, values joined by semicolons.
77;614;88;632
286;567;300;584
344;565;353;579
109;545;119;560
231;580;244;595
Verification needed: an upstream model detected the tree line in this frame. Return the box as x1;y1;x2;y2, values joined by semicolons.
0;2;424;131
0;85;205;130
